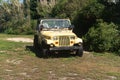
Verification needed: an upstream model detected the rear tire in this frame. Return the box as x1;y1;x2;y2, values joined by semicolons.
34;35;39;49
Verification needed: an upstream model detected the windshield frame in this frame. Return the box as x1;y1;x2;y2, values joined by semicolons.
40;19;71;29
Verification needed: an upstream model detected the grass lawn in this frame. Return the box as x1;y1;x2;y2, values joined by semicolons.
0;33;120;80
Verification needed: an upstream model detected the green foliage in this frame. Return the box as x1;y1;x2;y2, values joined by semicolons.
81;2;105;19
99;1;120;38
51;0;105;36
111;36;120;55
0;0;25;30
51;0;68;18
51;0;91;20
73;2;105;36
31;20;37;30
83;19;119;52
30;0;55;19
30;0;40;19
102;2;120;24
37;3;49;18
0;0;32;34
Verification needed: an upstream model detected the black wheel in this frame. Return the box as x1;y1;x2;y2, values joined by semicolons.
76;45;83;57
34;35;39;49
43;49;49;57
39;43;50;58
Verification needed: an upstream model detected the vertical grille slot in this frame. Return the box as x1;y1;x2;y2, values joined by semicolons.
59;36;70;47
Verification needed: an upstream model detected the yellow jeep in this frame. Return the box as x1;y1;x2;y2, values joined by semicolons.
34;19;83;57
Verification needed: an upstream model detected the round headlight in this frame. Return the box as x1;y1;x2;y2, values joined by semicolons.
50;43;54;47
70;36;75;39
53;36;58;40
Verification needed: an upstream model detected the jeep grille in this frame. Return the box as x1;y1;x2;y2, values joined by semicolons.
59;36;70;47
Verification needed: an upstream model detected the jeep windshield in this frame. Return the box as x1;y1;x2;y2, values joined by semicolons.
41;19;71;29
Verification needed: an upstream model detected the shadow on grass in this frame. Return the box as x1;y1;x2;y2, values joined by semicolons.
26;46;76;58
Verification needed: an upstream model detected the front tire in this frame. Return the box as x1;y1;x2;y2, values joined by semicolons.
43;49;49;57
76;45;83;57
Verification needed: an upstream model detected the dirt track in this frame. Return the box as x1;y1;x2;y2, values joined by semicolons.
6;38;33;43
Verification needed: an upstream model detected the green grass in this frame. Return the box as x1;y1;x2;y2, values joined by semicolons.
0;33;120;80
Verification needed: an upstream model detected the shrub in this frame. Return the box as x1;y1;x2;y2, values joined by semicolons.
111;36;120;55
83;19;119;52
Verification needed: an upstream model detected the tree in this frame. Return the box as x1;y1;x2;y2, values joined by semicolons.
24;0;30;27
51;0;103;37
0;0;32;34
30;0;40;19
36;1;49;18
51;0;97;20
0;0;24;30
97;0;120;31
102;2;120;24
73;1;105;36
30;0;55;19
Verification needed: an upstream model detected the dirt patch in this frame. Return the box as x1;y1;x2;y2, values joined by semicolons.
6;38;33;43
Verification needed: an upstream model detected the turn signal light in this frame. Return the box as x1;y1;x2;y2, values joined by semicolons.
55;42;58;44
71;41;74;44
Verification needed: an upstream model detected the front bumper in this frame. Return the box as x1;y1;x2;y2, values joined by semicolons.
49;46;81;51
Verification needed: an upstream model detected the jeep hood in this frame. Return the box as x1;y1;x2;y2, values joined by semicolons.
41;30;76;37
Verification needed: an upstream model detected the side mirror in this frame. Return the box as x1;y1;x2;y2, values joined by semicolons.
39;24;44;31
68;25;74;30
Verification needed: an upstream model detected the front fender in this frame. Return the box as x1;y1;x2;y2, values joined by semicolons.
75;38;83;44
46;39;53;45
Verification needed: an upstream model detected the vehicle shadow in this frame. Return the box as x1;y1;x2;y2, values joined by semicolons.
26;46;77;58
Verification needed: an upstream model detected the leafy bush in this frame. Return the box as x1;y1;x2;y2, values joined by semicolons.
111;36;120;55
83;19;120;52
